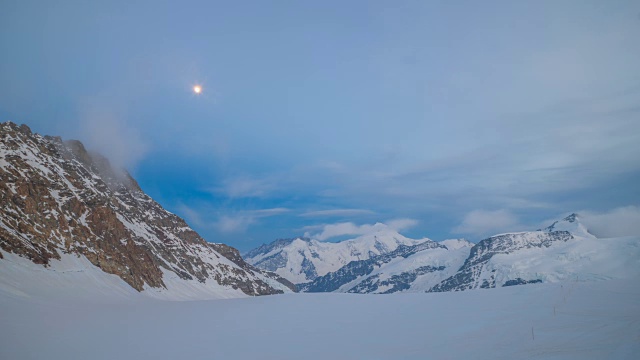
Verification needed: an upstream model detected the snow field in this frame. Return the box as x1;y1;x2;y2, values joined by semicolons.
1;272;638;359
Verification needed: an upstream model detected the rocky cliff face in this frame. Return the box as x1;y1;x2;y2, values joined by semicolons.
0;121;290;296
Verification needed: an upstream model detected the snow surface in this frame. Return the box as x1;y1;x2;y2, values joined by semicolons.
0;250;251;302
1;268;638;359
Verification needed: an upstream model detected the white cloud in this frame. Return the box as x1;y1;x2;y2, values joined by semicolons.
78;103;149;171
252;208;290;216
175;203;204;228
579;206;640;238
300;209;375;218
214;208;290;233
213;177;274;198
216;215;255;233
387;218;419;231
307;219;419;241
452;210;521;238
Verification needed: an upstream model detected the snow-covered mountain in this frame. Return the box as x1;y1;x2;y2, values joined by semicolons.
430;214;640;292
0;122;293;300
247;213;640;294
300;238;474;294
244;225;431;284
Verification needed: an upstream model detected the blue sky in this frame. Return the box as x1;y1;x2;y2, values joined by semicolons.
1;0;639;251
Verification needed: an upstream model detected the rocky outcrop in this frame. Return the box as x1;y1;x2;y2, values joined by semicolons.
0;121;288;295
502;278;542;287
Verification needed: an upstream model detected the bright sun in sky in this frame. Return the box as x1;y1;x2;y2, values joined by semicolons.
193;85;202;94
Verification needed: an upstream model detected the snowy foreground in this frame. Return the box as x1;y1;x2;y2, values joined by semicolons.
2;276;639;360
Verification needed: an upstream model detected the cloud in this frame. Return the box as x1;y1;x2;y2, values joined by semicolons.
452;210;521;238
578;206;640;238
214;208;290;233
215;215;255;233
252;208;290;216
307;219;419;241
387;218;419;230
78;104;149;171
300;209;375;218
212;177;274;198
175;203;204;228
175;202;290;235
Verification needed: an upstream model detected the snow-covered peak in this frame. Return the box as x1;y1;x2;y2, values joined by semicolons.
320;227;428;251
544;213;594;239
243;237;309;259
439;239;474;250
245;228;432;284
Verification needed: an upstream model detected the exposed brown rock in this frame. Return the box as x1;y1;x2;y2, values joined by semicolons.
0;121;287;295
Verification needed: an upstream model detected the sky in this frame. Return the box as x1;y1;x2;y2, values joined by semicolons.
1;0;639;252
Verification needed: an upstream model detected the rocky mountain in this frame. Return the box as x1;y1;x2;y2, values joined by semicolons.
244;225;431;284
0;121;293;299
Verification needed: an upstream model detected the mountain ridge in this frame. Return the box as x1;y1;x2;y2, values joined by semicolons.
246;213;640;294
0;121;292;299
244;227;431;284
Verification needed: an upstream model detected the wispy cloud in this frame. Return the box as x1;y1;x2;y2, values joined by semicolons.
578;206;640;238
174;202;290;235
300;209;375;218
215;215;255;233
175;203;205;228
78;103;150;171
306;219;419;241
252;208;290;216
387;218;419;231
452;210;522;238
215;208;290;233
212;177;275;199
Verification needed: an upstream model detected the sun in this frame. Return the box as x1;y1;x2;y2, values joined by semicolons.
193;85;202;94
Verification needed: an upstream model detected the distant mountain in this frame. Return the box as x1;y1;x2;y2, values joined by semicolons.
244;225;430;284
429;214;639;292
247;213;640;294
429;229;574;292
299;239;473;294
0;122;293;299
543;213;592;237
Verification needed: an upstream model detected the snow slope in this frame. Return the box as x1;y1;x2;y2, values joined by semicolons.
1;276;638;359
0;249;262;301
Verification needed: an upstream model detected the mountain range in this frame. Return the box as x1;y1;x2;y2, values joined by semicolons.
246;214;640;294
